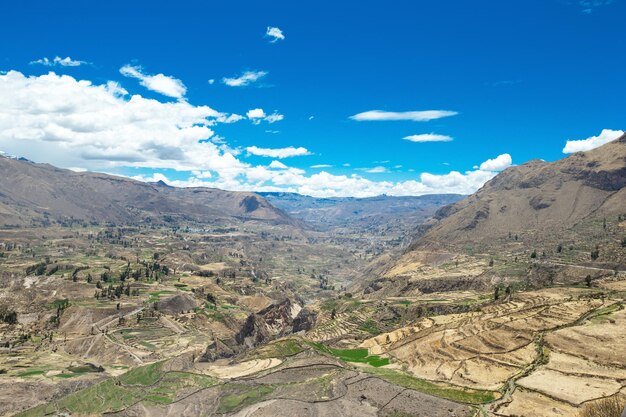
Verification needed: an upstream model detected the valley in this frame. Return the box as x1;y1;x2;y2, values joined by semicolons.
1;135;626;417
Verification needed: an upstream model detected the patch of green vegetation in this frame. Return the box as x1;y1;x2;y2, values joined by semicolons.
588;303;623;324
118;361;164;386
16;365;218;417
216;385;274;414
53;372;82;379
256;339;305;358
16;369;46;377
362;367;498;404
144;394;172;405
139;340;156;350
358;319;382;335
308;342;390;367
147;290;175;303
321;298;340;312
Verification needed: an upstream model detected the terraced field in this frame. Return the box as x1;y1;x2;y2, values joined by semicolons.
359;286;626;416
15;340;477;417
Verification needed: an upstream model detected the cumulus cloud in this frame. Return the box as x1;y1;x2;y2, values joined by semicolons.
30;56;87;67
0;70;512;198
269;160;288;169
247;108;266;119
222;70;267;87
0;70;243;172
479;153;513;171
350;110;458;122
403;133;453;143
562;129;624;153
246;146;311;158
120;64;187;99
266;26;285;42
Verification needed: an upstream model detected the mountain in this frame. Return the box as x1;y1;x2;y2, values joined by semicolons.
358;133;626;297
415;132;626;247
0;156;294;227
258;192;464;236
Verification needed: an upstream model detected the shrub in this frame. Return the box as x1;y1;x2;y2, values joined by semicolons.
578;396;626;417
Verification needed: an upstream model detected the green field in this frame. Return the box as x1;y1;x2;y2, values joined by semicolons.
308;342;390;367
363;367;498;404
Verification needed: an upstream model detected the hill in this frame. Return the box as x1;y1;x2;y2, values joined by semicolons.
359;133;626;297
0;156;294;227
416;133;626;247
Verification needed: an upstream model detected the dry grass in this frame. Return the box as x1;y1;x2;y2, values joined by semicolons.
579;396;626;417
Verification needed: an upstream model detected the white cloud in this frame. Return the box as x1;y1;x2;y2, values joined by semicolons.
364;166;387;173
247;108;266;119
30;56;87;67
246;146;311;158
0;70;243;172
562;129;624;154
120;65;186;99
208;79;215;85
264;113;284;123
479;153;513;171
311;164;332;168
0;70;513;199
246;108;284;124
266;26;285;42
350;110;458;122
403;133;453;143
222;70;267;87
269;160;288;169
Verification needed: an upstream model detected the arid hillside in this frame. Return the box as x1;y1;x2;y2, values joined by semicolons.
416;132;626;247
357;134;626;298
0;156;293;227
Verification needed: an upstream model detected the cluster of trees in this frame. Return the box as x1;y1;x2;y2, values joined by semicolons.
313;273;335;290
94;282;138;299
493;285;512;301
25;261;48;275
49;299;70;325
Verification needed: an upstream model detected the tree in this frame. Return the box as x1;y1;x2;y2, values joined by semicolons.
621;237;626;248
557;244;562;253
590;247;600;260
494;286;500;301
206;293;217;305
530;250;537;259
585;275;592;288
331;308;337;320
489;259;494;267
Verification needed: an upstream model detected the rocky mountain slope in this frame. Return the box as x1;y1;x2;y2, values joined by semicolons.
357;133;626;298
0;156;293;227
415;133;626;247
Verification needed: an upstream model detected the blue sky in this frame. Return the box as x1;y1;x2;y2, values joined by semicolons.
0;0;624;197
